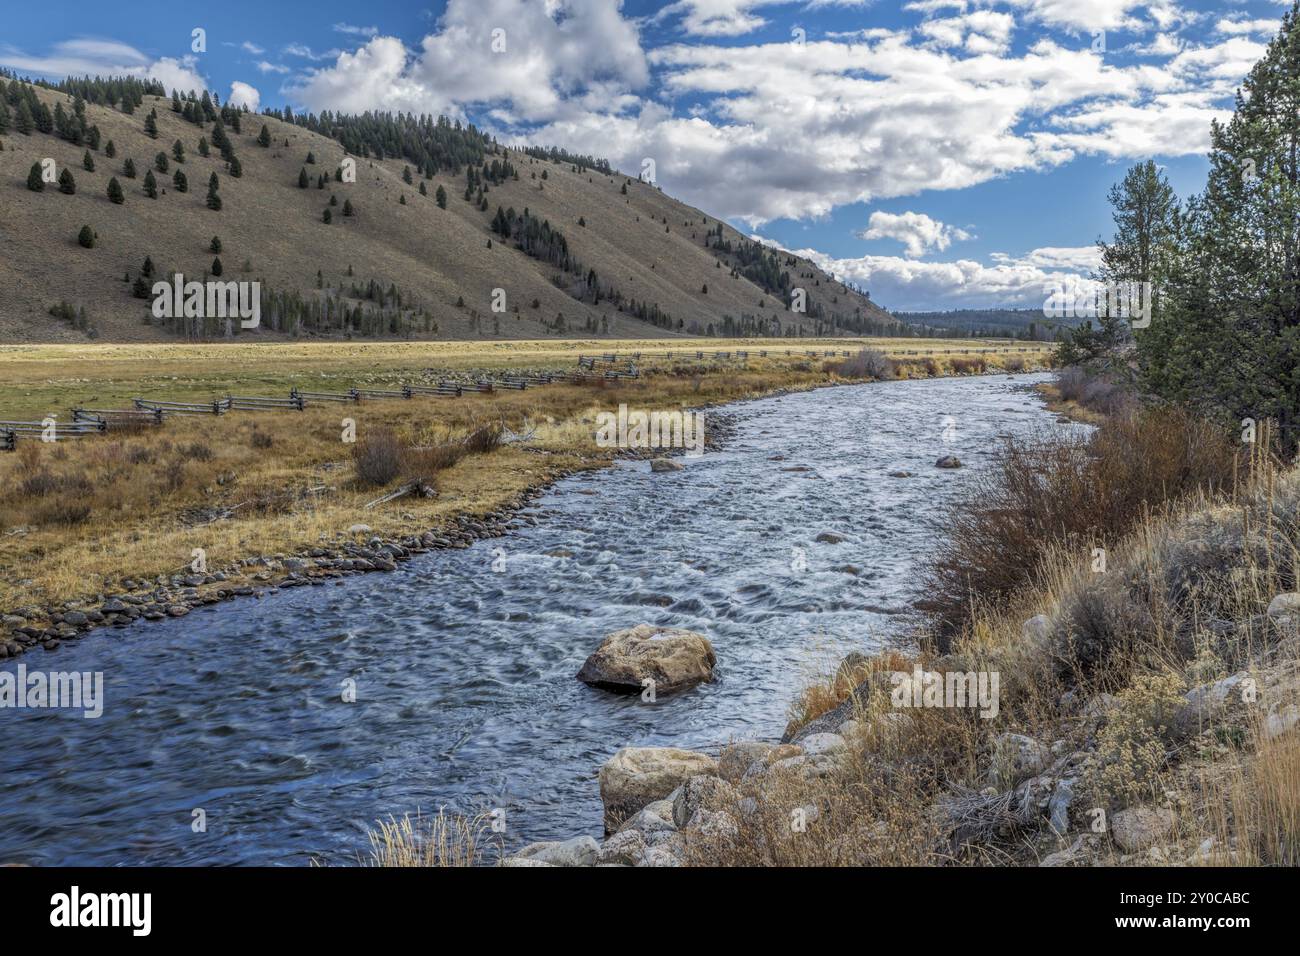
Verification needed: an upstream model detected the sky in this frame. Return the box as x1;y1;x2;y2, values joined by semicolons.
1;0;1290;312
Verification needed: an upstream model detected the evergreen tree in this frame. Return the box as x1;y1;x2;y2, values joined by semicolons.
343;198;354;217
107;177;124;204
26;161;43;192
210;236;222;253
418;181;427;195
0;98;9;134
198;136;210;157
143;170;157;198
123;157;137;178
172;139;185;162
104;139;116;158
155;151;169;173
144;110;158;138
403;165;413;184
211;256;223;276
81;150;93;171
58;167;76;194
14;99;34;134
323;207;332;224
257;124;271;147
173;169;188;192
298;167;309;188
78;225;95;248
435;184;447;208
206;173;222;210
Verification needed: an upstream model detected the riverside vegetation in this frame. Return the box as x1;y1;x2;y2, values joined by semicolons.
0;337;1046;655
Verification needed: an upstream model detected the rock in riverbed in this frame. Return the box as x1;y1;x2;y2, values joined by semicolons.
599;746;718;835
650;458;684;472
577;624;716;695
935;455;962;469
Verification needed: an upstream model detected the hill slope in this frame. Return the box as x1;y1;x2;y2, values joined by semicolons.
0;78;893;343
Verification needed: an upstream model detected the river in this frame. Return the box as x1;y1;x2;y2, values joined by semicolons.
0;371;1079;865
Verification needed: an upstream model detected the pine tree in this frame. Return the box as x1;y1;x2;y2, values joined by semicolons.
155;151;169;173
107;176;125;204
418;181;427;196
257;124;271;147
143;170;157;198
58;168;76;194
172;139;185;163
210;236;222;253
80;150;93;171
123;157;137;178
206;173;222;210
403;165;412;184
211;256;223;276
144;110;158;138
229;156;242;178
0;99;10;134
323;207;332;224
173;169;188;192
198;136;210;157
105;139;116;158
343;199;354;217
305;151;316;164
14;99;34;135
78;225;95;248
26;161;44;192
435;184;447;208
298;167;309;188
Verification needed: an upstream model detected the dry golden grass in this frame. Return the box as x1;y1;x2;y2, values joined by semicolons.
0;338;1048;615
363;810;502;868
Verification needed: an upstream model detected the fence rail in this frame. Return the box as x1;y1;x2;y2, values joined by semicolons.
2;344;1047;451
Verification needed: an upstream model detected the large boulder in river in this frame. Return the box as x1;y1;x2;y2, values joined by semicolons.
935;455;962;469
577;624;716;695
599;747;718;834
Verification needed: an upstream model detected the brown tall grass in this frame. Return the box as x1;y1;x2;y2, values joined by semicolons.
364;810;501;867
921;408;1244;648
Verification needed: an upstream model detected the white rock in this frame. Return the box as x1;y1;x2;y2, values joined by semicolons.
599;746;718;834
798;732;847;756
1110;806;1175;853
513;835;599;867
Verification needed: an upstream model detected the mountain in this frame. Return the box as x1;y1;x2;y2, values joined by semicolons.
0;74;894;343
892;308;1080;341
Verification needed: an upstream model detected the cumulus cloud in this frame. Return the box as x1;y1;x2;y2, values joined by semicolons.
860;211;972;257
0;39;208;95
227;81;261;112
791;243;1102;311
285;0;649;122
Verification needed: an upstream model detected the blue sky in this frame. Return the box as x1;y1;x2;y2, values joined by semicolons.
1;1;1290;311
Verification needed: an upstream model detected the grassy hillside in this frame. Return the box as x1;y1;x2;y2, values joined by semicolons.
0;78;891;344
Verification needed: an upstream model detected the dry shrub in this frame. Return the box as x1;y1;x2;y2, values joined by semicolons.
827;348;893;380
462;422;503;455
1003;357;1027;372
33;499;91;526
950;356;987;374
251;430;274;449
352;428;403;487
1055;367;1135;416
1082;672;1186;809
1221;729;1300;866
922;407;1243;647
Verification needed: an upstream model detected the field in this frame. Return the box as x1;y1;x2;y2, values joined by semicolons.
0;337;1051;625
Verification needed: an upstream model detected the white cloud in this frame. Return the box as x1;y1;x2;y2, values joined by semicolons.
227;81;261;112
286;0;649;123
1214;17;1281;37
860;211;972;257
241;41;266;55
256;61;290;74
791;243;1101;311
0;39;208;95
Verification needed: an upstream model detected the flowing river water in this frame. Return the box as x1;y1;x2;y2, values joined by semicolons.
0;372;1080;865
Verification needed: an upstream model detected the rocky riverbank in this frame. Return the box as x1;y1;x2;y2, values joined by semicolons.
498;460;1300;867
